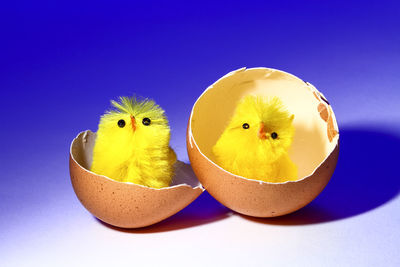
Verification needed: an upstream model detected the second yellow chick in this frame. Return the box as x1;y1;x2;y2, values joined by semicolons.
213;95;297;183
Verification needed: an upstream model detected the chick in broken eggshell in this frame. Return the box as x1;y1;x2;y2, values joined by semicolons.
213;95;298;183
91;96;177;189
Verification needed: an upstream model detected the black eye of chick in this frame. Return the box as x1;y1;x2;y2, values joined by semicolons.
142;117;151;126
242;123;249;129
117;119;126;128
271;132;278;139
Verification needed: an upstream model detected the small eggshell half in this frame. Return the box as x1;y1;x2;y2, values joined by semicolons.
70;130;204;228
187;67;339;217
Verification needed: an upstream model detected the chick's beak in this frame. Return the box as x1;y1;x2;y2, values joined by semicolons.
130;116;136;132
258;122;268;140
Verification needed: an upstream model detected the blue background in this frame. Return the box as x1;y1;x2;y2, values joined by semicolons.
1;1;399;266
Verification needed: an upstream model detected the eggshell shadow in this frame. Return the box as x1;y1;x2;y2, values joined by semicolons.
240;126;400;225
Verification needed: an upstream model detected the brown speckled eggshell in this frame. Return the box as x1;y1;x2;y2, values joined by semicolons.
187;67;339;217
70;131;203;228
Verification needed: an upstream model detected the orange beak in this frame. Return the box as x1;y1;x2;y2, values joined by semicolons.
131;116;136;132
258;122;268;140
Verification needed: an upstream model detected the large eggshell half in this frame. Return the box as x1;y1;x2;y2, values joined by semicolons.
187;67;339;217
70;130;204;228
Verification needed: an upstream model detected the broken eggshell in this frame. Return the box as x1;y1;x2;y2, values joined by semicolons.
187;67;339;217
69;130;204;228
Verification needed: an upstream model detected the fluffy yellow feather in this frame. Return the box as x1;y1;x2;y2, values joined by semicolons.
91;96;176;188
213;95;297;183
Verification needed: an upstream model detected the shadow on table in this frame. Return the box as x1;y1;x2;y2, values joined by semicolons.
96;191;231;233
241;126;400;225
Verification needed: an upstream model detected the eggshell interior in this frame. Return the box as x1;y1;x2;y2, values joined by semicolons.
70;130;203;228
187;67;339;217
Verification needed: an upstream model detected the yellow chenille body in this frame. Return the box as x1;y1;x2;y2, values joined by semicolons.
213;95;297;183
91;97;176;189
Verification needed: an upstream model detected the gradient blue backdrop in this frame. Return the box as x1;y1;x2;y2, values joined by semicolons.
1;1;399;266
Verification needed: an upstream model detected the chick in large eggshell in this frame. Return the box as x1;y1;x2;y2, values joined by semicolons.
91;96;177;189
212;95;297;183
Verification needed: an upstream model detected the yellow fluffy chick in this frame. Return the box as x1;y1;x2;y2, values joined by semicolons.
91;96;176;189
213;95;297;183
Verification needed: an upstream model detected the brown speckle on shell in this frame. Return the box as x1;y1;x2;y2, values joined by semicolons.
313;91;320;101
327;114;338;142
318;103;329;122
